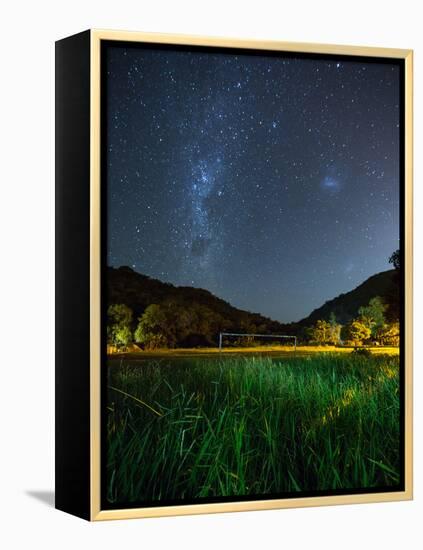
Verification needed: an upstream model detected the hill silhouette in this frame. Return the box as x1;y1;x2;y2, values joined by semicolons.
107;266;291;335
107;266;398;340
298;269;398;326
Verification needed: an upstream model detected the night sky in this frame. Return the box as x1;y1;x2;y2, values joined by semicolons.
105;44;400;323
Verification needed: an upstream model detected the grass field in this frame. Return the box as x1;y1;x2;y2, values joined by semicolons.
109;344;400;359
106;351;400;505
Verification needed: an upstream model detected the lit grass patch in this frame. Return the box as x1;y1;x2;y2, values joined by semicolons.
106;352;400;504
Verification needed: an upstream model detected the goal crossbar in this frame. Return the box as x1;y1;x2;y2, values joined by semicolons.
218;332;297;351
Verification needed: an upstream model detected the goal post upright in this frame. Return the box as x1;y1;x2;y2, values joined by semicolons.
218;332;297;352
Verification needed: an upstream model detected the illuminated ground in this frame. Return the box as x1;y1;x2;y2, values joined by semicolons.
108;345;399;360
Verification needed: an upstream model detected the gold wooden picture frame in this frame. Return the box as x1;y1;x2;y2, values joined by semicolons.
55;29;413;521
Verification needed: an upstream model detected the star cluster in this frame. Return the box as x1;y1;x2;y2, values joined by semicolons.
105;44;400;322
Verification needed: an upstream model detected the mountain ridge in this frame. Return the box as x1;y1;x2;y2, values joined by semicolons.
298;269;397;326
107;266;291;334
107;266;398;333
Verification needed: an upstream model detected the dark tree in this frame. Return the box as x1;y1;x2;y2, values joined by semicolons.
386;250;400;322
389;249;400;270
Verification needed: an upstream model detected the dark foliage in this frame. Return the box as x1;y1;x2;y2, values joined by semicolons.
107;266;293;346
107;265;400;347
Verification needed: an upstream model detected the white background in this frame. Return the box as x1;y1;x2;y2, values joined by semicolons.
0;0;421;548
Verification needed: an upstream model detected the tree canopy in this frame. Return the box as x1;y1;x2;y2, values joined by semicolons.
107;303;133;349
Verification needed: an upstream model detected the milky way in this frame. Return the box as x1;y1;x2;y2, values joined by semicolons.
104;43;401;322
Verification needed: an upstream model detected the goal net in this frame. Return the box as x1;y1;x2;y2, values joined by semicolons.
218;332;297;351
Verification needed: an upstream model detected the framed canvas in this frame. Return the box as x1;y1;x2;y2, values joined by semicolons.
55;29;413;521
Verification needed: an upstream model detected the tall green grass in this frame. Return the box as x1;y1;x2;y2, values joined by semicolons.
106;353;400;504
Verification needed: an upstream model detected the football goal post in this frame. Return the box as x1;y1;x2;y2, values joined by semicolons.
218;332;297;351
